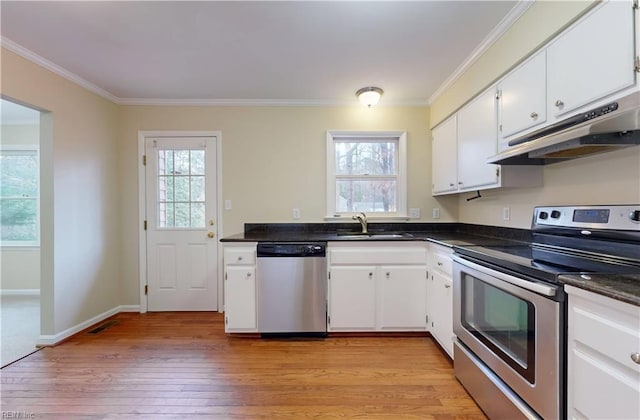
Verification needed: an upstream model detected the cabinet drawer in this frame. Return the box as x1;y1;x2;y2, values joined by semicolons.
570;289;640;374
432;252;453;277
329;246;427;265
224;247;256;265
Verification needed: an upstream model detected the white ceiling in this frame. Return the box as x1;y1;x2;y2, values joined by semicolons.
1;1;523;106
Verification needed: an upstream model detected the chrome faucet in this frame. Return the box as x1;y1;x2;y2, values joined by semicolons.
352;212;368;234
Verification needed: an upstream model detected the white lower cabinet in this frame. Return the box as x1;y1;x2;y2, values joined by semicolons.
379;265;427;330
327;243;428;332
566;285;640;420
427;244;454;358
223;244;258;332
328;266;377;330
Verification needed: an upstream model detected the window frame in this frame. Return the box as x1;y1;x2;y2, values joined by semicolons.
0;144;40;247
326;130;407;219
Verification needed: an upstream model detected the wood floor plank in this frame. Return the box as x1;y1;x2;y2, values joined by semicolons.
1;312;486;419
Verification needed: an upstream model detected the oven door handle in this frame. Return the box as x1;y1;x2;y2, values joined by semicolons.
452;255;558;297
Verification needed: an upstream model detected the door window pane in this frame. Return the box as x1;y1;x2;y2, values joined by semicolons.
157;149;206;228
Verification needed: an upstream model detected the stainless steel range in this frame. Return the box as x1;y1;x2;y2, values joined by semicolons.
452;205;640;420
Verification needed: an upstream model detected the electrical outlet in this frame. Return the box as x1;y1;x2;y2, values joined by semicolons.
432;208;440;219
224;200;232;210
503;207;511;221
409;208;421;219
293;208;301;219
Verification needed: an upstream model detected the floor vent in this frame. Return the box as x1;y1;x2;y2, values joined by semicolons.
88;320;119;335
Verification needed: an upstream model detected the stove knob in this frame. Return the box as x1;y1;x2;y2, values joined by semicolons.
539;211;549;220
550;210;561;219
630;210;640;222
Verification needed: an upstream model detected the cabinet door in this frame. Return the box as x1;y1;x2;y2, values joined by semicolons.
457;88;499;190
225;266;256;331
431;115;458;195
328;266;376;331
430;271;454;358
499;51;546;143
547;1;635;119
379;266;427;330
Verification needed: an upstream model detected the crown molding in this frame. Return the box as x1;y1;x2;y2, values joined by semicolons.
428;0;534;105
117;97;429;107
1;36;120;103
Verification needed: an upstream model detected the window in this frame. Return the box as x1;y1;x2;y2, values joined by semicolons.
0;146;39;246
327;131;407;218
156;148;206;228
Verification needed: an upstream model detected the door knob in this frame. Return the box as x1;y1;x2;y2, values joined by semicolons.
207;232;215;238
555;99;564;108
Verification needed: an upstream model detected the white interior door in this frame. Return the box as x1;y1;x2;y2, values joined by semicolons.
145;136;218;311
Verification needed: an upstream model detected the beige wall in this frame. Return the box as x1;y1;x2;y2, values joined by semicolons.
1;48;121;335
119;105;458;304
430;0;640;228
0;124;41;290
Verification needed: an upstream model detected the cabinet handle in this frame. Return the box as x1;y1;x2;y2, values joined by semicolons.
631;353;640;364
449;183;455;187
237;256;243;261
369;272;373;277
246;272;252;277
386;272;390;278
444;284;451;289
530;112;538;119
458;182;463;185
437;262;443;266
555;99;564;108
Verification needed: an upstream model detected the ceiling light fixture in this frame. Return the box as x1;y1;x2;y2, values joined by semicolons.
356;87;383;107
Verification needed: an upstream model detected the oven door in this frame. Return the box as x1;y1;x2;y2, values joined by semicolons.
452;255;563;420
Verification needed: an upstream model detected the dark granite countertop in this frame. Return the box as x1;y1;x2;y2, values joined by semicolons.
220;222;532;247
559;273;640;307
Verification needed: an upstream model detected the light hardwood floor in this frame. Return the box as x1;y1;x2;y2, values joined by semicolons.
0;312;486;419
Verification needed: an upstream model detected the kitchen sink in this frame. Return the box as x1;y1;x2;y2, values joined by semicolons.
336;232;414;239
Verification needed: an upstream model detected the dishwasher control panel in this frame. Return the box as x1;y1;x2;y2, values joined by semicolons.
257;243;326;257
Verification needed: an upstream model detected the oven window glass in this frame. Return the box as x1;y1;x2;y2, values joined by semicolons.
461;272;535;383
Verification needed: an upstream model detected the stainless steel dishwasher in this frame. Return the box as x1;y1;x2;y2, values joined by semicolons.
256;242;327;336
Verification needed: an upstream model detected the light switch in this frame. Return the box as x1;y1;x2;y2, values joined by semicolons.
409;208;421;219
224;200;232;210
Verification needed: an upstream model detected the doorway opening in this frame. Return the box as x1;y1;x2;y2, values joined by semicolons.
0;99;42;367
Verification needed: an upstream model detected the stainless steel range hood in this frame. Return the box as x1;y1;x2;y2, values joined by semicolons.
487;91;640;165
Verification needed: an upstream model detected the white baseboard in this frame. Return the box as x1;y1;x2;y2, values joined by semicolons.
37;304;140;346
0;289;40;296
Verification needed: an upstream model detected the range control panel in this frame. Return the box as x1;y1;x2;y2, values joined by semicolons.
533;205;640;231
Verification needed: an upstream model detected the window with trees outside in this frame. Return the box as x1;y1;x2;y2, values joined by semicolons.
327;131;407;218
0;146;39;246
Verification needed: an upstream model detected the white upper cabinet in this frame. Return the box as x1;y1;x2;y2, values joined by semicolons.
498;50;547;148
431;115;458;195
547;1;635;120
431;87;542;197
457;88;499;191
